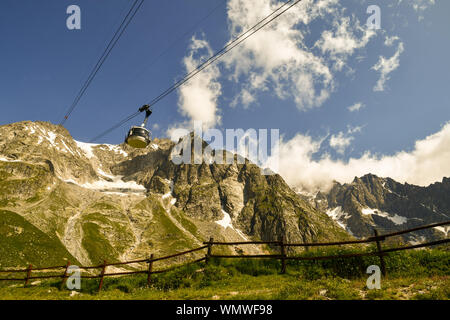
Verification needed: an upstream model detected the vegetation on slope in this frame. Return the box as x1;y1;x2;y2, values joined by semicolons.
0;210;79;267
0;248;448;300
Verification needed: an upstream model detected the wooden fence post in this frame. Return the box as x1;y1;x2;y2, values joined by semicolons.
60;261;71;290
24;264;32;287
280;235;286;274
147;254;154;287
205;237;213;265
98;260;107;293
373;229;387;277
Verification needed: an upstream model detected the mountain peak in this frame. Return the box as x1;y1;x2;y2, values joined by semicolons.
0;120;350;266
309;173;450;242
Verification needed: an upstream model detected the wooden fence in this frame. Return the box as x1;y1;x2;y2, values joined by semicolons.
0;220;448;292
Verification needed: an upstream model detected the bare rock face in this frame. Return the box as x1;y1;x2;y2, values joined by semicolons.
0;121;349;267
305;174;450;243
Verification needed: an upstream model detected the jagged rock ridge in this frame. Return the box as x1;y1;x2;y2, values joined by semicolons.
303;174;450;243
0;121;348;267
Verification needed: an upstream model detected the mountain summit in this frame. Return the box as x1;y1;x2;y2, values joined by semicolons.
303;174;450;243
0;121;348;267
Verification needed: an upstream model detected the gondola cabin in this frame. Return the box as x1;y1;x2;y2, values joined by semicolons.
125;126;151;148
124;104;153;149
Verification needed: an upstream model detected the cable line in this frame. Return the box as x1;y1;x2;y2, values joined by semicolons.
146;0;298;107
60;0;144;126
122;0;227;88
90;110;141;143
90;0;303;143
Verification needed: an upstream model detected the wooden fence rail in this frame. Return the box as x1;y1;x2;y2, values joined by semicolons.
0;220;448;291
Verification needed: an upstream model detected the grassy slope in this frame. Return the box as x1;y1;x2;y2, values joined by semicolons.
0;163;204;266
0;248;448;300
0;210;79;267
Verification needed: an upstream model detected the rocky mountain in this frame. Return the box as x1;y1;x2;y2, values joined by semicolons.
303;174;450;243
0;121;349;268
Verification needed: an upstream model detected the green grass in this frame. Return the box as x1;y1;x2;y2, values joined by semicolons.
170;207;200;238
0;248;448;300
0;210;78;267
81;222;118;264
89;202;119;211
144;198;197;254
25;194;42;203
285;245;450;279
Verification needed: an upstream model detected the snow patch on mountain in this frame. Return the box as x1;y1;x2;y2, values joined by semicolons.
294;188;319;200
325;207;353;234
434;226;449;237
160;180;177;205
0;157;21;162
97;168;116;180
46;131;57;146
216;210;232;229
100;144;128;157
25;125;36;134
24;124;73;154
24;124;36;135
410;235;427;245
34;126;58;148
63;175;146;193
361;207;407;225
103;191;145;197
216;209;248;240
60;139;76;156
75;141;97;159
162;179;174;199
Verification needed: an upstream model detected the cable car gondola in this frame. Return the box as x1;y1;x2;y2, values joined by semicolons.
125;105;152;148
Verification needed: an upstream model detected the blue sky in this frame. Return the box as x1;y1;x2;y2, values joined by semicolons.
1;0;449;191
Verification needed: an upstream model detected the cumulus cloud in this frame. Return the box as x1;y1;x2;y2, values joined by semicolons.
221;0;376;111
348;102;364;112
177;35;222;129
329;131;353;155
230;88;257;108
174;0;379;124
315;15;375;71
372;40;404;92
328;125;362;154
384;35;400;47
265;122;450;193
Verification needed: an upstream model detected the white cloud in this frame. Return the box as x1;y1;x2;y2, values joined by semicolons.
372;41;404;92
395;0;435;11
347;125;363;134
266;122;450;193
395;0;435;21
329;131;353;154
410;0;435;12
177;35;222;129
230;88;256;108
166;122;189;142
348;102;364;112
315;15;375;71
384;35;400;47
328;125;362;154
221;0;376;111
175;0;378;119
